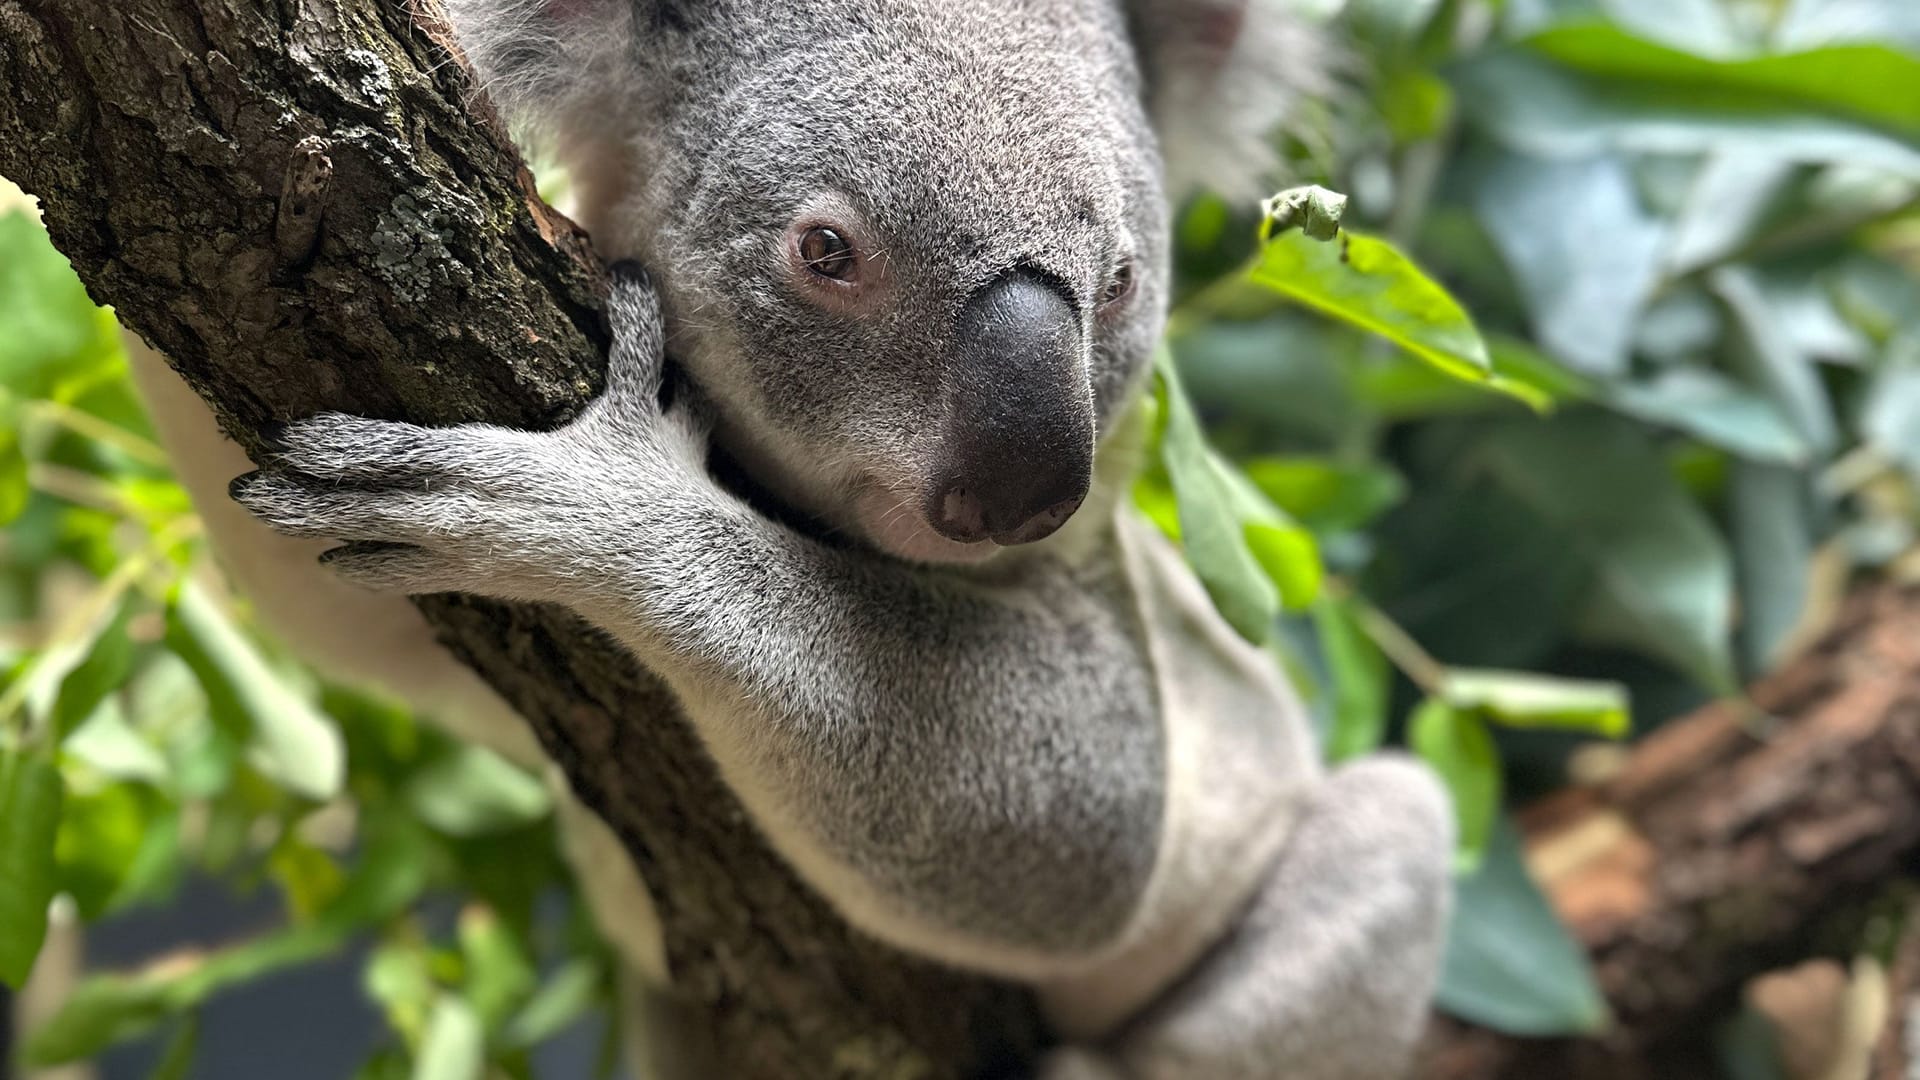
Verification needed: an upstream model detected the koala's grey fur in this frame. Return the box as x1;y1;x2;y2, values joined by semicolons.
193;0;1459;1075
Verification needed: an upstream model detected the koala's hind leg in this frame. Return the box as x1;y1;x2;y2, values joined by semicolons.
1043;756;1453;1080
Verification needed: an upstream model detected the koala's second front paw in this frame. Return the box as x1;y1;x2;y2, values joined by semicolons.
233;264;700;602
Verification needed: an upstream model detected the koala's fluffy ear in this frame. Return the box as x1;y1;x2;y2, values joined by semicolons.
441;0;648;133
1128;0;1329;202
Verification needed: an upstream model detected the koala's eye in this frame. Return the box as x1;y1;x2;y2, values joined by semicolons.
799;227;857;281
1100;259;1136;309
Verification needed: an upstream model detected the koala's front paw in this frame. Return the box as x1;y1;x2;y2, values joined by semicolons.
229;414;565;597
233;264;703;601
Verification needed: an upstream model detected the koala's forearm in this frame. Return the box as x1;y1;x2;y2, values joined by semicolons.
583;492;1149;735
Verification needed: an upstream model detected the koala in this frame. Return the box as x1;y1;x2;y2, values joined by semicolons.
130;0;1457;1076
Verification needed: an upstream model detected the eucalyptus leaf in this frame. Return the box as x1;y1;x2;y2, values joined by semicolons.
1151;353;1326;642
165;582;345;802
1313;597;1390;762
0;748;63;988
1476;413;1737;691
1438;818;1611;1035
1606;368;1811;465
1713;265;1839;456
1440;669;1630;737
506;959;607;1049
1525;26;1920;134
1729;463;1815;672
51;600;136;743
1242;458;1407;532
0;426;26;526
1248;227;1546;406
1409;699;1500;872
406;744;552;838
1465;149;1666;376
1453;51;1920;177
414;997;485;1080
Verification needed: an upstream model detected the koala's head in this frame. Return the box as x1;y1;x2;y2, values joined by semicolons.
448;0;1318;563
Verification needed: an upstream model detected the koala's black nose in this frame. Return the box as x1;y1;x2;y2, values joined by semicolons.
929;269;1095;547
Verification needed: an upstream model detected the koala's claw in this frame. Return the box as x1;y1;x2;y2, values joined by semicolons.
319;541;476;594
231;468;491;544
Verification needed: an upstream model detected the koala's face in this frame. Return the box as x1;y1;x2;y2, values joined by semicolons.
606;0;1168;564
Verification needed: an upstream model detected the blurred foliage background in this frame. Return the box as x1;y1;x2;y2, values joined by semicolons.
3;0;1919;1076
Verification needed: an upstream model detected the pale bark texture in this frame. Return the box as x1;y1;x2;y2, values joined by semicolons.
0;2;1042;1076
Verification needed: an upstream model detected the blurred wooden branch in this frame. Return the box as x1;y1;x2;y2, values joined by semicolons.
0;2;1038;1075
1422;584;1920;1079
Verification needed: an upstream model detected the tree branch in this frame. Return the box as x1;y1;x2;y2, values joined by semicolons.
1422;584;1920;1079
0;2;1042;1075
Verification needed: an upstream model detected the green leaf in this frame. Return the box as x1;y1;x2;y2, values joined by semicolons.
1606;369;1811;466
1241;458;1407;533
1450;51;1920;178
0;211;119;399
165;582;345;801
1438;818;1611;1036
27;924;344;1065
505;959;606;1049
1465;149;1667;376
1409;699;1500;872
51;601;136;743
1151;353;1326;641
0;749;63;987
406;745;551;838
54;782;155;920
1729;463;1815;673
151;1015;201;1080
1313;597;1390;762
1249;228;1542;406
459;905;537;1028
1439;669;1630;738
414;997;485;1080
1524;26;1920;135
23;975;175;1064
0;425;27;526
1713;266;1838;457
1476;413;1737;692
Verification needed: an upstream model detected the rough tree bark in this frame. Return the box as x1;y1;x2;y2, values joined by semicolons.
0;2;1043;1077
1422;583;1920;1079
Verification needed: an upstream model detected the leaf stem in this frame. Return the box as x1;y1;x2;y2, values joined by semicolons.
28;400;168;466
1335;581;1449;694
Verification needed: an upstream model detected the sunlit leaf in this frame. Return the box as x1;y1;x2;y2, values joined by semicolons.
460;905;537;1028
414;997;485;1080
1409;699;1500;872
1250;228;1547;406
1440;669;1630;738
0;425;27;525
54;781;155;920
